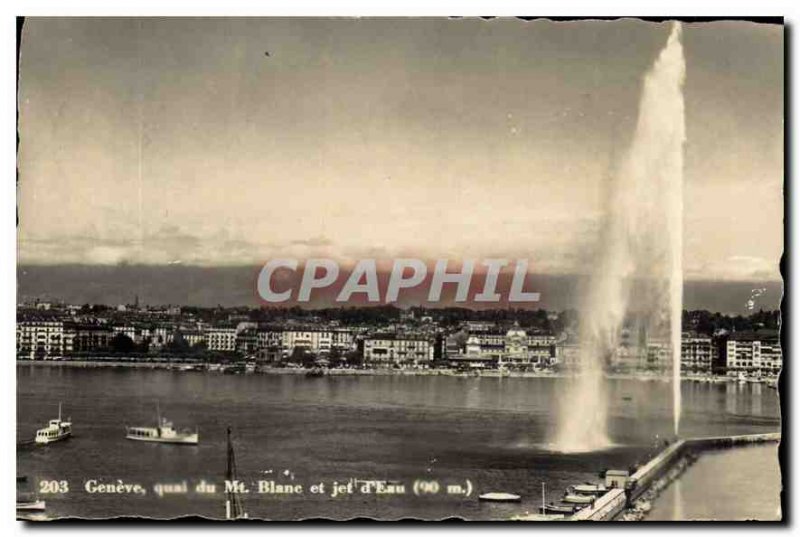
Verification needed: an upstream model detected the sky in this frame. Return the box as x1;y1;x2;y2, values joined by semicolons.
18;18;784;282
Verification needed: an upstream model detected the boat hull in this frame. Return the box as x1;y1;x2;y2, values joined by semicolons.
34;432;71;445
478;492;521;502
571;485;607;496
125;434;198;445
17;500;46;511
540;504;576;515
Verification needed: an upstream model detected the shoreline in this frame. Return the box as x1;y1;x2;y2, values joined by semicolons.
16;359;768;383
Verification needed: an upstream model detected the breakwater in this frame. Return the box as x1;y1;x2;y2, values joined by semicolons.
571;432;781;521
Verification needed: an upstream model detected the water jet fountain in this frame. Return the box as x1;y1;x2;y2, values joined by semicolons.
552;22;686;452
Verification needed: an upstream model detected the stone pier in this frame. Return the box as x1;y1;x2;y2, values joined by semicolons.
570;432;781;521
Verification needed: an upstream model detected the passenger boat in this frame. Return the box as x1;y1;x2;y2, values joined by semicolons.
125;403;198;445
562;493;595;505
478;492;521;502
34;403;72;445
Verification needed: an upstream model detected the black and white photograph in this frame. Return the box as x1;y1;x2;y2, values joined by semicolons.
14;13;784;523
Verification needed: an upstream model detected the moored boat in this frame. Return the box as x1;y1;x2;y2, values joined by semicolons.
34;403;72;445
16;498;46;511
562;493;595;505
17;486;46;512
571;483;607;496
539;502;576;515
478;492;521;502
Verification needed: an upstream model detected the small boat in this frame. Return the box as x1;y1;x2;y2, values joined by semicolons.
126;403;198;445
16;498;46;511
562;493;595;505
539;503;576;515
34;403;72;445
478;492;521;502
571;483;607;496
622;395;633;402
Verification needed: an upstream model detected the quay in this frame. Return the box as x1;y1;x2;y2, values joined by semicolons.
570;432;781;521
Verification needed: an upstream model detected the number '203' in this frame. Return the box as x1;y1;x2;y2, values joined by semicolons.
39;480;69;494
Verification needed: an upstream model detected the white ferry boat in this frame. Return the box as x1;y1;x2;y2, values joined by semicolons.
125;403;198;445
34;403;72;445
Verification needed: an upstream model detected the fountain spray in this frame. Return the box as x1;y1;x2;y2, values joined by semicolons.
552;23;685;451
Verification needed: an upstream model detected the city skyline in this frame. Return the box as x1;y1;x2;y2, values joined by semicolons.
18;18;783;283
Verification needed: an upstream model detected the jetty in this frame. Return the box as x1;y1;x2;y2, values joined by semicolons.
569;432;780;521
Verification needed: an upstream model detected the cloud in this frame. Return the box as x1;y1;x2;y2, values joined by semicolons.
290;236;333;247
685;255;781;282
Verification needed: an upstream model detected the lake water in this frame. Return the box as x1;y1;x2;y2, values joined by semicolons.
17;365;781;520
646;443;782;521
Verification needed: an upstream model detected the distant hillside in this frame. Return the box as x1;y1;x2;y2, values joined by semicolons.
17;264;782;315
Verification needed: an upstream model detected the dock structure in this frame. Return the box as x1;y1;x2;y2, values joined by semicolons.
570;432;780;522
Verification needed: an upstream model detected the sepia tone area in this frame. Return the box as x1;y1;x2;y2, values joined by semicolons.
17;18;782;522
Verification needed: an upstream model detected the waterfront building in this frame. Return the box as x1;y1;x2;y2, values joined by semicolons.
149;326;172;349
254;328;283;361
280;328;355;356
331;329;356;352
725;331;782;377
176;329;206;348
236;328;259;356
70;323;113;353
681;333;715;373
206;328;237;352
500;324;531;369
555;339;581;369
645;339;671;372
446;334;499;369
465;330;506;361
282;329;331;355
526;332;557;368
611;326;645;370
363;335;434;366
111;325;140;343
16;320;68;359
